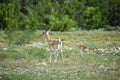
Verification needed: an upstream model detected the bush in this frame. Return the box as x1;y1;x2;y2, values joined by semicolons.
50;14;78;31
0;0;20;30
4;30;34;45
19;7;41;30
82;7;102;29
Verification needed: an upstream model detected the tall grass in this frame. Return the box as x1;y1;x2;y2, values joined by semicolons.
0;29;120;80
0;45;48;61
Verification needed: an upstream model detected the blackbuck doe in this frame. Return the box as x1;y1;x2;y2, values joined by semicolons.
41;30;63;62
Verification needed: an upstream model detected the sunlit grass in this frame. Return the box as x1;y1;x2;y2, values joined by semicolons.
0;29;120;80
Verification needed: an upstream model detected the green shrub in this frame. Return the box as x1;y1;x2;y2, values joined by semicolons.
0;0;20;30
4;30;34;45
50;14;78;31
82;7;102;29
19;7;41;30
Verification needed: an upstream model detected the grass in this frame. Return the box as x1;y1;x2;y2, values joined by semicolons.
0;29;120;80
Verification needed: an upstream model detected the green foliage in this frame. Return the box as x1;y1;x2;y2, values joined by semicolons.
50;14;78;31
82;7;102;29
19;6;42;30
102;0;120;26
0;0;20;29
4;30;33;45
0;0;120;31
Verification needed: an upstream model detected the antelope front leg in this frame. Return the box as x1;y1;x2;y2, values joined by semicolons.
59;47;64;62
49;51;53;63
49;54;52;63
60;51;64;62
54;51;59;63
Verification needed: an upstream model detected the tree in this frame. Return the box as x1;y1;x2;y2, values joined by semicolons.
82;7;102;29
0;0;20;30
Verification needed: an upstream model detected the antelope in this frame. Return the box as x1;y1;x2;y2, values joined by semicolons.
41;30;63;62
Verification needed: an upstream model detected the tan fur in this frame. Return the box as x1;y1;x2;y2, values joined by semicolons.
42;30;63;62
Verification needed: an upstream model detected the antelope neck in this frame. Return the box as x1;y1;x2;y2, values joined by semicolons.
46;32;50;41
